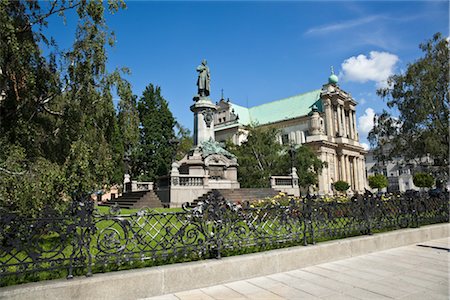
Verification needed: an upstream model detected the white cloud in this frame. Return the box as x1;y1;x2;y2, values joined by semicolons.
340;51;399;88
360;142;370;151
305;15;382;35
358;108;376;139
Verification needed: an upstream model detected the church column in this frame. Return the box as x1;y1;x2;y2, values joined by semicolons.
324;99;333;136
324;152;330;194
346;155;351;186
352;111;358;141
361;157;367;190
339;154;344;181
337;105;342;136
353;157;361;192
341;108;347;138
348;111;354;140
318;152;326;195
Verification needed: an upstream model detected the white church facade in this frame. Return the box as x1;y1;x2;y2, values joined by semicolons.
213;73;368;195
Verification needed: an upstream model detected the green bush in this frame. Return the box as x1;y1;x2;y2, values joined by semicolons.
334;180;350;192
413;172;435;189
368;174;388;190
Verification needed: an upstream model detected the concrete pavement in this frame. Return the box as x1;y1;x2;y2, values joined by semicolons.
143;238;449;300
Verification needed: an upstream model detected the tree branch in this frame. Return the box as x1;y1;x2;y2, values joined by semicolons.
42;105;64;116
18;1;82;33
0;167;26;176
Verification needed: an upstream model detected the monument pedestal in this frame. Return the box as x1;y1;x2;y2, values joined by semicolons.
191;96;217;146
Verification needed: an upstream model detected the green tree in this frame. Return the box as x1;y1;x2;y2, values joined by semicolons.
228;126;325;189
368;174;388;191
334;180;350;193
175;122;193;161
115;81;140;182
0;0;129;212
134;84;176;181
289;145;326;189
369;33;449;182
228;126;285;188
413;172;435;190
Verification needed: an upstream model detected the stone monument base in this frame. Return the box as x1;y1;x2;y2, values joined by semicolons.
161;139;240;207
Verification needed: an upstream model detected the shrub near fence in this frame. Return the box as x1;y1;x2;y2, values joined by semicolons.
0;191;448;286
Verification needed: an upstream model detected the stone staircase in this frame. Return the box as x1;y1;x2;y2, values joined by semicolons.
100;190;163;209
188;188;282;208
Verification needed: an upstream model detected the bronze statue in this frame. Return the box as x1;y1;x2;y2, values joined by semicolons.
196;59;210;98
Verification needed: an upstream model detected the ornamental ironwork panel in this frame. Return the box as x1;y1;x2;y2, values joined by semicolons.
91;205;208;267
0;191;448;286
0;198;94;282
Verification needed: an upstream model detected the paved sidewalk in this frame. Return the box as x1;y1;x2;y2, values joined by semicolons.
143;238;449;300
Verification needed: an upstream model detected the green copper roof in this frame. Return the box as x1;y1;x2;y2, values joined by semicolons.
328;74;339;84
229;89;322;126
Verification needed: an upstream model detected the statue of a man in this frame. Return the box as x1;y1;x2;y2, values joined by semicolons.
196;59;210;97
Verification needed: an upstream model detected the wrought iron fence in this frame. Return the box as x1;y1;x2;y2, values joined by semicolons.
0;191;448;286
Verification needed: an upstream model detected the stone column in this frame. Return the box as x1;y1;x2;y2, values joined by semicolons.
337;105;342;137
318;152;326;195
324;99;333;137
361;157;367;190
346;155;351;186
341;108;347;138
353;157;361;192
191;98;217;146
339;154;344;181
352;111;358;141
348;111;354;140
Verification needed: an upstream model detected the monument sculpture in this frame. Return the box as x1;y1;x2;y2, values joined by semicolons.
161;60;239;207
196;59;210;98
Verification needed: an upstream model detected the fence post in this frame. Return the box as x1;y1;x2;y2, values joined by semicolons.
303;194;315;245
79;196;94;277
409;193;419;228
364;195;372;235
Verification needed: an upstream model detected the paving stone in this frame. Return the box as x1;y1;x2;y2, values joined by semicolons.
140;295;179;300
225;281;264;294
398;290;449;300
341;287;392;300
320;293;359;300
268;273;337;298
246;276;283;289
140;238;448;300
174;290;215;300
264;283;321;300
200;285;246;300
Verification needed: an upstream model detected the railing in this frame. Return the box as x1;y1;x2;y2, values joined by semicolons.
178;176;204;186
0;192;448;286
274;177;294;186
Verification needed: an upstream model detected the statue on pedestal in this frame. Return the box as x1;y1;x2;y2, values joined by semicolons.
196;59;210;98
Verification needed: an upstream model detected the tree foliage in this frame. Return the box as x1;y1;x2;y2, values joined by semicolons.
133;84;176;181
228;126;325;188
174;122;193;161
369;33;449;181
288;145;326;188
368;174;388;190
413;172;434;189
0;0;131;213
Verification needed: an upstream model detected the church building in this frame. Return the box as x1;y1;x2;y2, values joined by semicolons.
213;72;367;195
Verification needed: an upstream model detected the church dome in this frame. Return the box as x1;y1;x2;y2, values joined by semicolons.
328;73;339;84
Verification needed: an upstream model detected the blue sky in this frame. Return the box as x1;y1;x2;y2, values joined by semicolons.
45;1;449;149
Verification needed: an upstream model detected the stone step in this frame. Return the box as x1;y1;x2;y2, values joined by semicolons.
101;190;163;209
